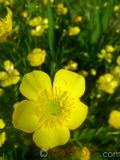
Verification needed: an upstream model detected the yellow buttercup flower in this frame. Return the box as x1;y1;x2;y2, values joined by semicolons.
0;7;12;43
12;69;88;150
0;119;5;129
97;73;119;94
27;48;46;67
68;26;80;36
0;60;20;87
108;110;120;129
0;132;6;147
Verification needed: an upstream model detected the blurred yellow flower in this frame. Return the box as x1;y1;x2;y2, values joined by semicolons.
56;3;68;16
0;132;6;147
64;60;78;71
12;69;88;150
108;110;120;129
97;73;119;94
106;45;115;53
0;60;20;87
0;0;9;5
0;119;5;129
21;10;28;18
68;26;80;36
29;16;43;27
43;0;54;4
0;7;12;43
113;5;120;12
27;48;46;67
72;15;82;24
90;68;96;76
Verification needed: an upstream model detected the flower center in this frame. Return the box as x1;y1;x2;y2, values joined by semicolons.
45;100;59;115
38;88;74;128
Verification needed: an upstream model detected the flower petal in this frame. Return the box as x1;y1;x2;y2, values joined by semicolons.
64;100;88;130
53;69;85;98
33;126;70;150
12;100;41;133
20;70;52;101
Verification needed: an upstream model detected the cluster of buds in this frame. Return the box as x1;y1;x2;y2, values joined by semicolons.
28;16;48;36
56;3;68;16
0;60;20;87
97;45;115;63
97;73;119;94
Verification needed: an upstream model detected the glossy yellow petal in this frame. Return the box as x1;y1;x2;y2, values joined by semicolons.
53;69;85;98
64;100;88;130
12;100;41;133
20;70;52;101
33;126;70;150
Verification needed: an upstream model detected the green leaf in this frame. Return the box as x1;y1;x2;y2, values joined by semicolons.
102;0;115;31
47;1;54;54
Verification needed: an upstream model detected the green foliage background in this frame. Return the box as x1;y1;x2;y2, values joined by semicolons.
0;0;120;159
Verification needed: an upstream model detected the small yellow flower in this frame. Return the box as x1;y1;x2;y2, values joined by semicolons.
0;119;5;129
0;132;6;147
106;45;115;53
27;48;46;67
0;8;12;43
64;60;78;71
56;3;68;16
108;110;120;129
12;69;88;150
97;73;119;94
0;60;20;87
68;26;80;36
